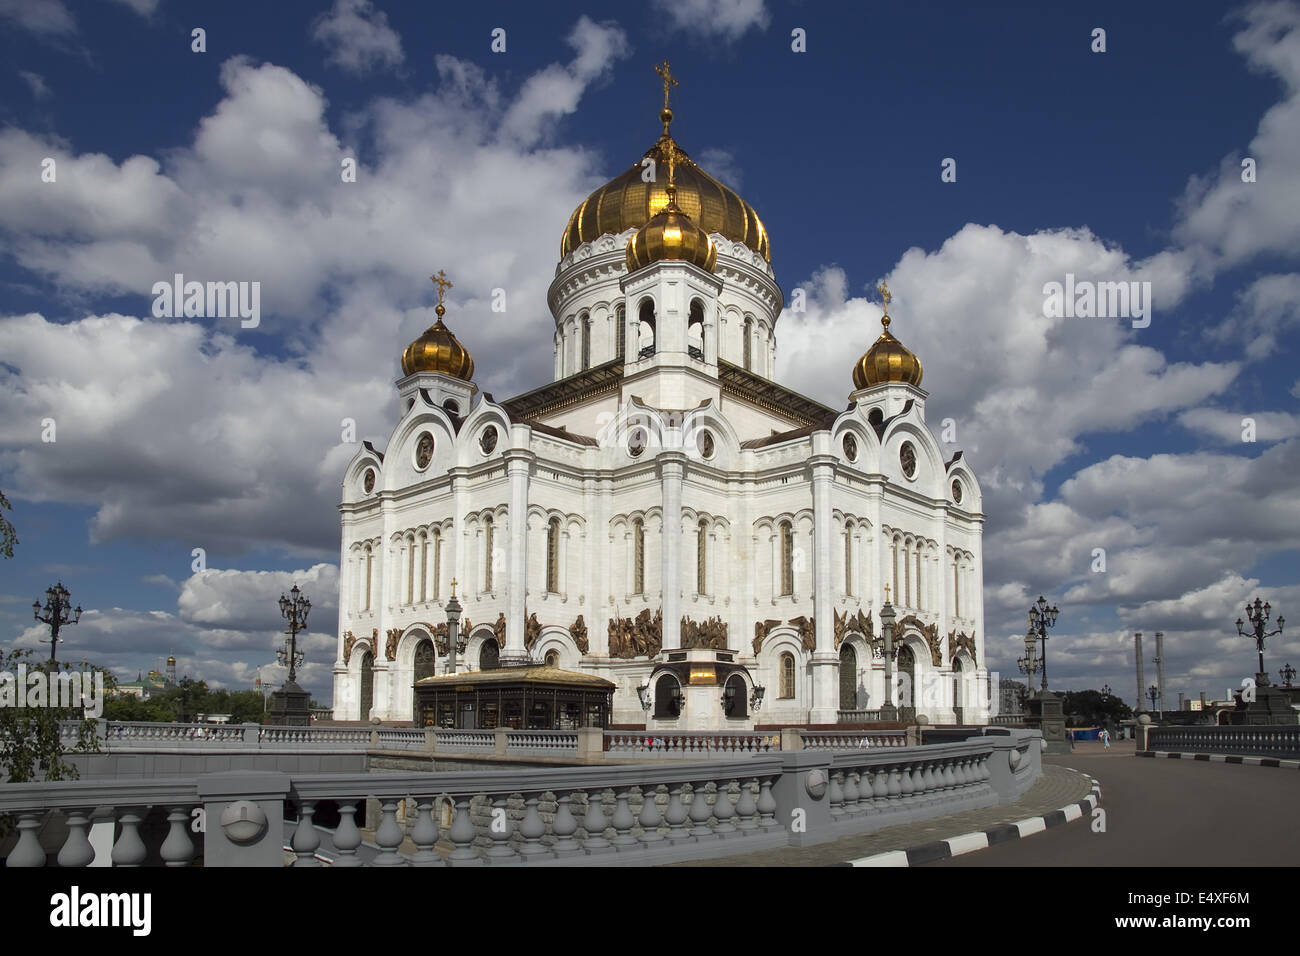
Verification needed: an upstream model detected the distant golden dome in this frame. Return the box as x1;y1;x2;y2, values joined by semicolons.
625;185;717;273
853;314;923;389
401;303;474;380
562;130;770;263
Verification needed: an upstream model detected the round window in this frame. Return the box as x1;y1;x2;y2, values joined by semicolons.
480;426;498;455
843;433;858;462
697;429;715;460
900;442;917;479
414;432;434;470
628;427;647;458
951;479;963;504
363;468;376;494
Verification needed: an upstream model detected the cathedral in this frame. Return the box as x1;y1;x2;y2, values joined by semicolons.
332;65;989;730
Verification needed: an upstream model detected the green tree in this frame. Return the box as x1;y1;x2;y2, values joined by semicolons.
0;648;102;783
0;490;16;559
1062;689;1134;727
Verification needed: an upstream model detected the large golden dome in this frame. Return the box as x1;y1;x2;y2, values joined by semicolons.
853;287;923;389
625;184;717;274
561;128;770;263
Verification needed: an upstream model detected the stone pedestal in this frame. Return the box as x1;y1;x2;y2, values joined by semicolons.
1229;675;1299;726
268;680;312;727
1024;691;1070;753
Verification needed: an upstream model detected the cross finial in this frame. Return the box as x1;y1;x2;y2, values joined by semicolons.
878;281;892;330
655;60;677;110
450;577;458;599
884;583;892;602
430;270;453;317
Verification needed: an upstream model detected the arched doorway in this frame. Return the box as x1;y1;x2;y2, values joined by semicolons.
952;656;964;724
839;644;857;711
723;674;748;719
896;644;915;719
413;639;436;724
479;637;499;671
654;674;680;719
359;650;374;721
544;649;560;668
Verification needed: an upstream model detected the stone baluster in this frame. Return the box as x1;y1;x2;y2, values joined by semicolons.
757;777;778;828
57;808;96;868
908;762;926;806
638;785;664;844
610;789;638;849
447;798;481;863
517;796;549;858
735;778;758;831
941;759;957;792
688;781;714;837
842;770;861;815
158;805;195;867
828;771;846;819
290;801;321;867
886;763;903;806
7;816;45;868
484;796;516;861
551;792;581;856
373;798;409;866
333;801;363;866
111;807;149;867
897;762;915;806
664;785;691;843
409;797;441;866
581;789;612;852
714;780;738;835
871;766;889;810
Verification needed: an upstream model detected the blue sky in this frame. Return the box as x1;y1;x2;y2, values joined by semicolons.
1;0;1297;707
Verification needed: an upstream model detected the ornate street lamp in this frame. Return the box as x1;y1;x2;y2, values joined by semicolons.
879;588;897;721
1027;595;1059;692
636;681;652;712
276;584;310;684
749;683;765;712
1017;634;1040;693
1101;683;1112;698
445;578;464;676
1280;663;1296;689
1147;684;1160;715
1236;597;1284;685
33;581;82;667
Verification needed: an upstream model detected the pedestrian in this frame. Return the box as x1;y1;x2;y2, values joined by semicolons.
1101;728;1111;749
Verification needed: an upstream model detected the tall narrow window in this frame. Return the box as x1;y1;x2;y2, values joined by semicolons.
953;557;960;618
844;522;854;596
904;539;911;608
484;516;494;592
697;520;708;595
638;300;656;357
915;549;923;611
547;517;561;593
406;536;415;605
743;316;753;370
581;312;591;370
364;545;373;612
616;304;626;360
633;518;645;595
780;520;794;596
419;532;428;603
779;652;795;699
891;538;899;607
432;529;441;599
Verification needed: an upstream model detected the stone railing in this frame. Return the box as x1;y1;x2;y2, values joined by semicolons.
1145;724;1300;758
604;731;781;756
506;730;580;753
990;714;1027;727
801;731;907;750
0;730;1042;867
836;710;884;723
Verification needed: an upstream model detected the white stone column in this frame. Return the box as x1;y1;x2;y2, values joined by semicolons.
809;443;838;723
660;453;685;650
503;442;533;664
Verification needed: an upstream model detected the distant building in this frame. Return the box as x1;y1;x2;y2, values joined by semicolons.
999;678;1027;715
113;670;167;700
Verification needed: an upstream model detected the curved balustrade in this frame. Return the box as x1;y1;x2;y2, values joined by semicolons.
505;731;579;753
1148;724;1300;758
604;732;780;756
802;731;907;750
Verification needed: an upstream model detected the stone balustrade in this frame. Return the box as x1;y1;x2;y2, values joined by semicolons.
1;731;1042;867
603;731;781;756
801;731;907;750
836;709;885;723
1146;724;1300;758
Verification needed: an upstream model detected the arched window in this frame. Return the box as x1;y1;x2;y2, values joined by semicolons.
419;532;428;604
780;521;794;596
953;555;960;618
654;674;680;719
897;644;915;710
544;649;560;668
891;537;900;606
483;516;494;592
406;535;415;606
697;519;708;595
432;528;441;599
364;545;373;612
480;638;500;671
844;522;854;596
633;518;645;595
546;517;561;593
952;655;964;722
638;300;656;358
743;316;753;370
616;304;626;361
688;299;704;360
903;538;911;608
359;650;374;720
724;674;748;719
778;652;796;699
413;640;436;722
581;312;591;370
915;547;923;611
839;644;857;710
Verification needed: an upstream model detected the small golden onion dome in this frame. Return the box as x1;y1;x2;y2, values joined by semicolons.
625;185;717;273
853;314;923;389
401;303;475;380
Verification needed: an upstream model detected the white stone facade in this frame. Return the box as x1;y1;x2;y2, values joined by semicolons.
333;230;989;729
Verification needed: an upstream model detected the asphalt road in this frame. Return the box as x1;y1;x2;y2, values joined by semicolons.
930;742;1300;867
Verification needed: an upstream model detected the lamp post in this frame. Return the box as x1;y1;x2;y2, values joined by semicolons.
1236;597;1284;685
277;585;310;684
444;578;464;676
1017;634;1040;695
1148;684;1160;717
33;581;82;668
1101;683;1112;697
1027;595;1059;693
1280;663;1296;689
879;589;897;721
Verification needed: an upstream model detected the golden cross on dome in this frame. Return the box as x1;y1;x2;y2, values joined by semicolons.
655;60;677;110
878;281;892;329
430;270;453;308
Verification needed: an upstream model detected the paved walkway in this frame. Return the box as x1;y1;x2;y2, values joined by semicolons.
667;761;1094;866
